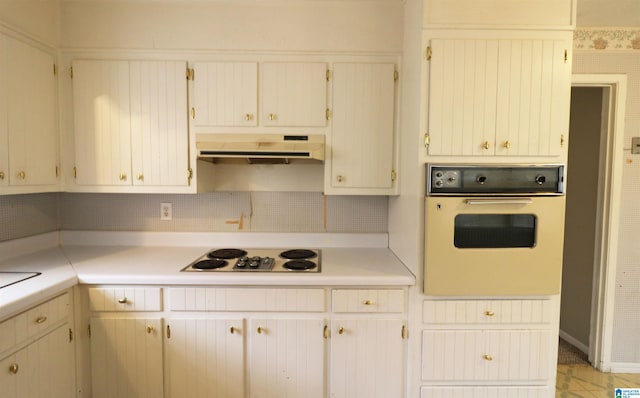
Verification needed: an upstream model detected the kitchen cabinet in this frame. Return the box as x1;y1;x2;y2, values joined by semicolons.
249;318;326;398
330;289;407;398
193;62;258;127
193;61;327;129
0;33;58;193
425;31;571;157
261;62;327;127
327;63;397;195
420;299;556;395
0;292;74;398
89;317;164;398
166;318;245;398
72;59;190;190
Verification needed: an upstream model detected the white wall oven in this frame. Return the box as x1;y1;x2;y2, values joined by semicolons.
424;164;566;296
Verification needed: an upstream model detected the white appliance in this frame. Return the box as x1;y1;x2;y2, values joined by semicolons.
424;164;566;296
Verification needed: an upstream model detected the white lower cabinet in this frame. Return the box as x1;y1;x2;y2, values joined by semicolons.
165;318;245;398
421;299;556;397
85;286;409;398
89;317;164;398
0;292;75;398
330;318;405;398
249;318;326;398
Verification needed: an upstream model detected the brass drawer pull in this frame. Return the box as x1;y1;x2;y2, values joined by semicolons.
323;325;329;339
230;326;237;334
118;297;128;304
119;173;127;181
485;310;495;317
0;171;5;180
245;113;254;121
483;354;493;361
35;316;48;324
363;300;373;305
9;363;19;374
257;326;265;334
146;325;155;334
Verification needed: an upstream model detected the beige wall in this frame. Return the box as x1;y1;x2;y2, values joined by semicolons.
573;51;640;363
561;87;603;348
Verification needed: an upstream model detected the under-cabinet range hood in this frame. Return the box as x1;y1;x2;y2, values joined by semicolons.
196;134;325;163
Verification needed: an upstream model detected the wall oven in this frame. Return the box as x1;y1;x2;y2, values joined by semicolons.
424;164;566;296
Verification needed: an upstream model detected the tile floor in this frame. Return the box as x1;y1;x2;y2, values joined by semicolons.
556;364;640;397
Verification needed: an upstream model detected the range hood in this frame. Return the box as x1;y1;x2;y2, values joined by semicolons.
196;134;325;162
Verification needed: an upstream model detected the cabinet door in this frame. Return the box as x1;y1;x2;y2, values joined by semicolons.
193;62;258;127
72;60;132;185
330;63;396;192
2;35;57;187
261;62;327;127
90;317;163;398
249;318;325;398
0;324;74;398
427;36;570;156
130;61;190;186
330;319;405;398
166;318;245;398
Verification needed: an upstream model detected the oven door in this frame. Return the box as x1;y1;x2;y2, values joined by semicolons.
424;195;566;296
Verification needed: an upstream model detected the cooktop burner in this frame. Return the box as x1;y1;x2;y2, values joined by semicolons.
283;260;317;271
182;248;321;273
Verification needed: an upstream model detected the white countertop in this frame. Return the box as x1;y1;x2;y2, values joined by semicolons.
0;231;415;321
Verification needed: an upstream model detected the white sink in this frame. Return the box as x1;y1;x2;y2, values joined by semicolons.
0;272;41;289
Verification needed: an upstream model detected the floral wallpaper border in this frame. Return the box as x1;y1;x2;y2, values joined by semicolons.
574;27;640;51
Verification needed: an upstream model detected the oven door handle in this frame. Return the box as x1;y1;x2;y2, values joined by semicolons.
465;199;533;205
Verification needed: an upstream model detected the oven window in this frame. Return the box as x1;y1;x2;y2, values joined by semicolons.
454;214;536;248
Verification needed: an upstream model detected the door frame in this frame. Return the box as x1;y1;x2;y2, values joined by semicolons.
570;74;626;372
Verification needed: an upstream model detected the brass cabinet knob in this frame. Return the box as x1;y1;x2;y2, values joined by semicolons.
230;326;237;334
483;354;493;361
485;310;495;317
118;297;128;304
35;316;48;324
338;326;345;335
0;171;4;180
336;175;345;183
137;174;144;181
18;171;26;179
146;325;155;334
245;114;254;121
503;141;511;149
119;173;127;181
481;141;490;150
9;363;19;374
363;300;373;305
257;326;265;334
268;113;277;121
323;325;329;339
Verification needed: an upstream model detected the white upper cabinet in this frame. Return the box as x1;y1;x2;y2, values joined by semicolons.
0;34;58;192
129;61;190;187
327;62;396;194
73;60;132;186
193;62;258;127
72;59;191;190
261;62;328;127
426;31;572;157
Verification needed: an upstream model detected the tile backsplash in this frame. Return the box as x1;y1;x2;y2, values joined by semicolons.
0;192;388;242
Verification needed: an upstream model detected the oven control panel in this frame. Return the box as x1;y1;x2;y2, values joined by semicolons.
427;164;565;195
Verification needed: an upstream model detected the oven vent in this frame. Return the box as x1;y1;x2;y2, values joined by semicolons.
196;134;325;163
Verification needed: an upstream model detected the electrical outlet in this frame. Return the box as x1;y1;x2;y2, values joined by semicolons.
161;203;172;221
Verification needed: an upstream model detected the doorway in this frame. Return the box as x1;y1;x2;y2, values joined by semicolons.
560;74;626;372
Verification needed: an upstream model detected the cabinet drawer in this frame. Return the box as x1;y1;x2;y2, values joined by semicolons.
0;293;70;353
332;289;404;313
88;287;162;312
421;386;550;398
168;287;325;312
423;300;552;325
421;329;552;382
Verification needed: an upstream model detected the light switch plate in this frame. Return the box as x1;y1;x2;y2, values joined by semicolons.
632;137;640;155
